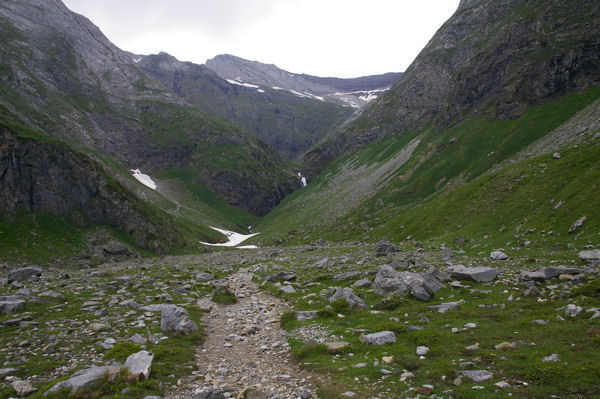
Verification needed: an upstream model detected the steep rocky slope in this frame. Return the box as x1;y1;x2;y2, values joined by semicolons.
0;0;298;218
136;52;353;160
206;54;402;109
305;0;600;174
258;0;600;247
0;125;187;253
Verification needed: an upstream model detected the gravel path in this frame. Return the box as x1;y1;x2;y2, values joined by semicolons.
167;268;323;398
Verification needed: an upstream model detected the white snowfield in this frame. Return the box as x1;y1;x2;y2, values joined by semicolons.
226;79;260;89
200;226;258;249
131;169;157;190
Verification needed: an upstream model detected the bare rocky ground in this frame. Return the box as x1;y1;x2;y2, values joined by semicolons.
1;241;599;398
167;268;324;399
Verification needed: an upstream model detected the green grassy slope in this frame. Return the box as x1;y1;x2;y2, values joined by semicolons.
255;87;600;249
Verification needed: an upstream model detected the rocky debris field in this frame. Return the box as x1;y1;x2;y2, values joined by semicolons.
0;241;599;398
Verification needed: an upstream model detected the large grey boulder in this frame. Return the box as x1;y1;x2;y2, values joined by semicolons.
265;271;297;283
12;380;36;396
447;265;499;283
373;265;443;301
359;331;396;345
579;250;600;260
7;266;42;283
520;266;582;281
125;350;153;379
160;305;198;335
459;370;494;382
0;298;26;314
195;272;215;282
47;365;122;394
333;271;361;282
490;251;508;260
325;287;367;309
375;240;398;256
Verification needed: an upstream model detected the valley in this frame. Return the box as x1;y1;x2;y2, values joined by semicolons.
1;0;600;397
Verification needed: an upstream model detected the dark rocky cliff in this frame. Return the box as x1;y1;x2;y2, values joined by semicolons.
0;126;184;253
305;0;600;175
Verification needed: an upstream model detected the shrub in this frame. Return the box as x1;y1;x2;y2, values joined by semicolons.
104;342;141;362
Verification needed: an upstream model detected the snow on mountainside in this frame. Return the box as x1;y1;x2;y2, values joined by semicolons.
205;54;402;109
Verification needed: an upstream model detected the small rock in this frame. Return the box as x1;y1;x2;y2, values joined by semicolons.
459;370;494;382
359;331;396;345
552;152;561;159
12;380;36;396
495;381;510;388
579;250;600;261
7;266;42;283
416;346;429;356
569;216;586;233
542;353;560;362
414;386;434;395
160;305;198;335
280;285;296;294
195;272;214;282
565;304;583;317
352;278;371;287
490;251;508;260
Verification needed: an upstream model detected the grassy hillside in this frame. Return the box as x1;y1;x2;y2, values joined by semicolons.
255;87;600;250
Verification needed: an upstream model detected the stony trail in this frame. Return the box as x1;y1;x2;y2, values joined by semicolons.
168;268;324;399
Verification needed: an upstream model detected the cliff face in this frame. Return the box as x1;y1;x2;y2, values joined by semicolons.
0;126;183;253
137;52;353;160
0;0;297;217
305;0;600;175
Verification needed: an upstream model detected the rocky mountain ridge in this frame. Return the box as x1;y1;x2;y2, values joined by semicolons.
205;54;402;109
304;0;600;174
0;0;298;222
135;52;353;160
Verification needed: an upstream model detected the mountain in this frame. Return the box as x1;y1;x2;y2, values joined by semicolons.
304;0;600;175
135;52;353;160
257;0;600;248
0;0;300;256
205;54;402;109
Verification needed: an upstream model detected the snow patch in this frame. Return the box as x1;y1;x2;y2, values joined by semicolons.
132;57;142;63
131;169;157;190
272;86;284;90
301;176;307;187
226;79;260;89
257;89;265;93
200;226;258;248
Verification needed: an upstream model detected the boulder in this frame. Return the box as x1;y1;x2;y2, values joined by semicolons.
280;285;296;294
12;380;36;396
333;271;361;282
353;278;371;288
125;350;153;379
579;250;600;261
38;290;65;300
458;370;493;382
7;266;42;283
325;287;367;309
48;365;122;394
0;298;26;314
195;272;214;282
565;304;582;317
375;240;398;256
265;271;296;283
373;265;443;301
426;301;462;313
324;341;350;352
490;251;508;260
448;265;499;282
359;331;396;345
543;266;581;279
569;216;586;233
160;305;198;335
296;311;318;321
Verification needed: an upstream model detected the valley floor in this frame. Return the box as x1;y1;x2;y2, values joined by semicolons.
0;242;599;398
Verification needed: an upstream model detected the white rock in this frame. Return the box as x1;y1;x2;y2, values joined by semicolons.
416;346;429;356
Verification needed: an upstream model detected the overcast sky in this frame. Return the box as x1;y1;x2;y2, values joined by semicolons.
62;0;460;78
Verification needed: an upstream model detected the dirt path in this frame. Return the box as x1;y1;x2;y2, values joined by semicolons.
167;268;323;398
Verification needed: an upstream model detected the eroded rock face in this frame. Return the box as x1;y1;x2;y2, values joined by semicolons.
0;128;183;254
304;0;600;173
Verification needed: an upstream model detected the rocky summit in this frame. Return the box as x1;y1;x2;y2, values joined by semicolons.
1;0;600;398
